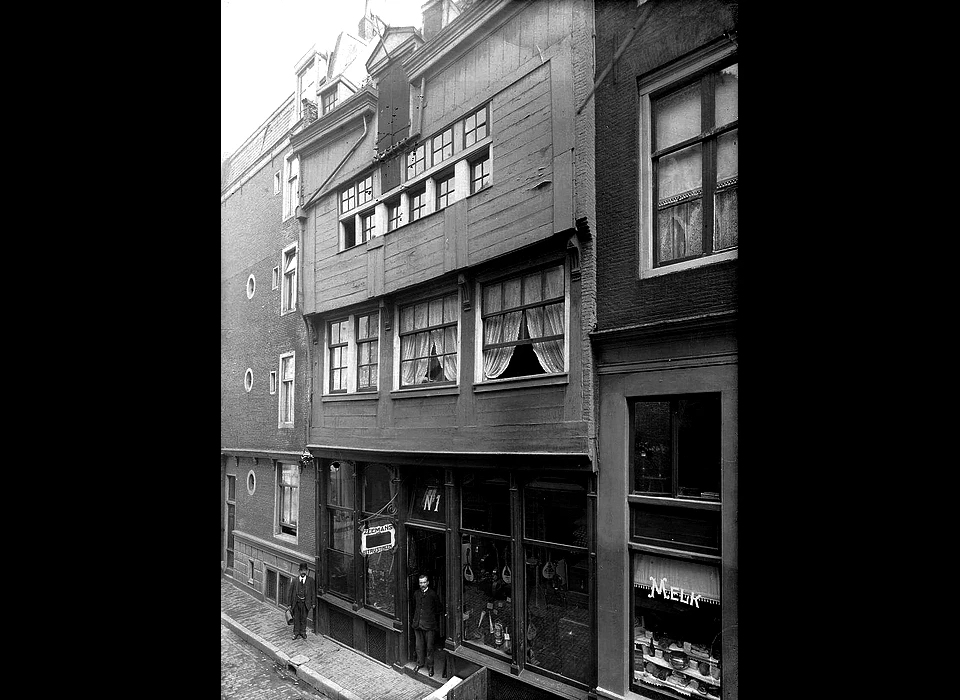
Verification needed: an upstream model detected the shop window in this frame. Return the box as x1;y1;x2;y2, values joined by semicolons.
409;469;445;524
361;464;397;615
398;292;459;387
327;460;356;600
480;265;565;381
524;478;587;547
461;471;510;536
522;478;589;685
632;395;721;500
364;516;396;615
461;533;513;660
277;462;299;538
631;553;722;697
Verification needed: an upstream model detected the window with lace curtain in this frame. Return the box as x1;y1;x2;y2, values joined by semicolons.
398;292;459;388
480;264;565;381
639;46;737;277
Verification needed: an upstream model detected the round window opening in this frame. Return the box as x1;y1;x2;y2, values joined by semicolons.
246;274;256;299
247;470;256;495
244;368;253;392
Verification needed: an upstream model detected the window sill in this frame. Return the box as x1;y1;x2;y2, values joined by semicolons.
627;494;721;511
322;392;380;402
277;423;294;430
352;604;399;631
473;373;568;393
627;540;721;564
280;308;298;316
274;533;298;546
640;248;737;279
390;385;459;399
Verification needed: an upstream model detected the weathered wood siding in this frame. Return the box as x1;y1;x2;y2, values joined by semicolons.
420;1;572;135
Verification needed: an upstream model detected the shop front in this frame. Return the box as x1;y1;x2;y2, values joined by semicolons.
313;453;596;700
595;319;737;700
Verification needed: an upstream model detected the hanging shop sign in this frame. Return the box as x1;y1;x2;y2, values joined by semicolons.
361;522;396;555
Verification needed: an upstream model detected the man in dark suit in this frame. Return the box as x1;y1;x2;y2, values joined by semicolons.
287;563;317;640
412;574;441;676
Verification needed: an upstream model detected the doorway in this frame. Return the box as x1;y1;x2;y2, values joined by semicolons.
407;527;447;660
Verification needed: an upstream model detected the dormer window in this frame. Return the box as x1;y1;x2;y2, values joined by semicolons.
322;86;339;114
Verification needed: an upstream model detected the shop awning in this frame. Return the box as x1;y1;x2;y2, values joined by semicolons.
633;553;720;604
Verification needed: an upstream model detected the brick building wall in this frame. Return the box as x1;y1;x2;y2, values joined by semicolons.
594;0;738;331
221;149;308;453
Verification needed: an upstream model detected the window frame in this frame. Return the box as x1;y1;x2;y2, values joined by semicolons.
269;371;277;395
328;318;349;394
469;148;491;194
274;171;281;195
638;41;737;279
396;291;461;389
406;142;426;179
431;127;454;167
325;460;357;602
280;242;298;314
386;198;402;232
323;311;380;396
359;210;376;243
321;85;339;114
477;262;569;383
463;104;489;148
408;185;427;223
276;461;299;540
355;312;380;393
282;155;300;221
629;394;722;503
435;169;455;211
278;351;295;428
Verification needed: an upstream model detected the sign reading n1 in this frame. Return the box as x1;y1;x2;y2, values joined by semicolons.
361;522;396;555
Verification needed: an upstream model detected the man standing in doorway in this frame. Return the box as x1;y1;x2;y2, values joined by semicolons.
287;563;317;641
413;574;441;676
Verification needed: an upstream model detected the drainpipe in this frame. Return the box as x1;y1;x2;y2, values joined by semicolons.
301;113;370;211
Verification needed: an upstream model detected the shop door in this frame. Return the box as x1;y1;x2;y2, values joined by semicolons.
407;527;447;657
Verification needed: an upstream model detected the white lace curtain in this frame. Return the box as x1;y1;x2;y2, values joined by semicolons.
401;296;458;385
483;267;564;379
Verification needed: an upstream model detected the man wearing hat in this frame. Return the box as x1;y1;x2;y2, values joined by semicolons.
287;563;317;640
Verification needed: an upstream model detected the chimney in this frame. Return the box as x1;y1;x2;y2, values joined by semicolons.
302;98;318;125
421;0;444;41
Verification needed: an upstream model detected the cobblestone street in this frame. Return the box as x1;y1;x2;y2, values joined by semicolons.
222;622;329;700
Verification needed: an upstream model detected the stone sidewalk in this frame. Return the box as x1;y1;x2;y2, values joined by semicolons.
221;576;441;700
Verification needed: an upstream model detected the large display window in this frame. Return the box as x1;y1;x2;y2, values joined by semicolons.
362;464;398;614
523;478;590;685
631;553;721;698
327;460;356;599
460;471;512;659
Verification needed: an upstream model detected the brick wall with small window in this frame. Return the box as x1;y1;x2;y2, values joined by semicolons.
594;1;738;331
221;145;307;454
223;457;317;573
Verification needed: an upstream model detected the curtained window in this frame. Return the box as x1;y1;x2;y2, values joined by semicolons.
399;293;459;387
481;264;565;381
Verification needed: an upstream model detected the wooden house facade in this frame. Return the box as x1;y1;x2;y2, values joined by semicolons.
291;2;599;698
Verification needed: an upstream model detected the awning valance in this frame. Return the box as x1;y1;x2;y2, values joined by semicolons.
633;553;720;605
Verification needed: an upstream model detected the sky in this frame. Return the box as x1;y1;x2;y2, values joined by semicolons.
221;0;425;159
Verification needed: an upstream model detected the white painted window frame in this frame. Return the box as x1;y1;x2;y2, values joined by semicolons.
280;242;298;315
638;41;738;279
278;352;295;429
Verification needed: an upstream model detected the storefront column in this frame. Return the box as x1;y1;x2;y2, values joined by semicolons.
395;468;409;670
596;376;629;697
444;467;458;672
509;471;522;677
